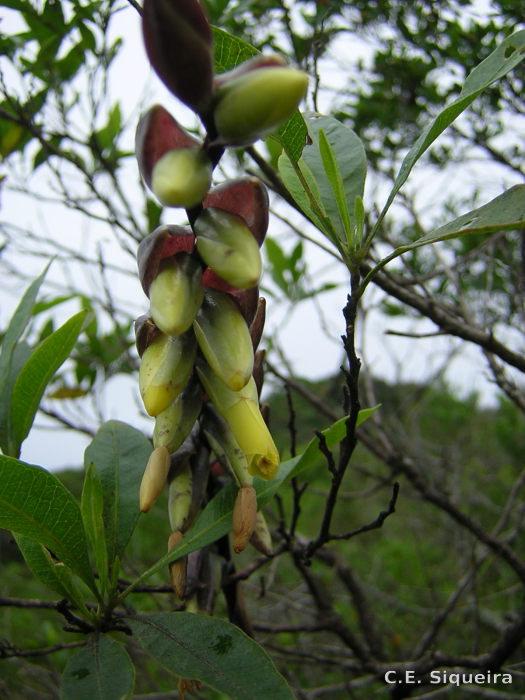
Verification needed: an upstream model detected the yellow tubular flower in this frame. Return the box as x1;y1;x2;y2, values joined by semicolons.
196;363;279;480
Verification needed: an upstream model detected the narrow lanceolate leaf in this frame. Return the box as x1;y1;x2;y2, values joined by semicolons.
81;462;109;592
318;128;353;243
0;455;94;589
373;29;525;236
369;186;525;278
121;407;380;592
10;309;87;454
83;421;152;562
413;185;525;246
300;115;366;247
128;613;294;700
61;635;135;700
0;263;50;453
14;535;89;613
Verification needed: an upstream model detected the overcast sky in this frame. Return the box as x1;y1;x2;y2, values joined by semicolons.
1;3;513;472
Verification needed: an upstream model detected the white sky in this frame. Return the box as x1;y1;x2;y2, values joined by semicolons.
1;3;521;471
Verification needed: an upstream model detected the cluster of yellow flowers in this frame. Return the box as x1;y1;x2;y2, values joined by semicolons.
135;0;307;599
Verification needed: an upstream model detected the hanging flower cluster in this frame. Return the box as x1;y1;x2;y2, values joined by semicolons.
134;0;307;598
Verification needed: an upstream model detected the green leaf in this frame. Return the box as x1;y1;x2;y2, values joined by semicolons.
128;613;294;700
83;421;152;562
0;455;95;589
81;462;109;593
302;116;367;246
278;151;333;239
318;128;353;244
93;102;122;153
0;264;51;454
273;111;309;163
0;120;25;158
212;25;258;73
61;635;135;700
211;25;307;161
14;534;90;612
10;309;87;454
120;407;379;594
370;186;525;278
415;185;525;245
373;30;525;236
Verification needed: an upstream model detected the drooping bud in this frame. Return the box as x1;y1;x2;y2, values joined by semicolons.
195;208;262;289
250;510;273;556
203;177;269;246
142;0;213;115
193;290;254;391
168;530;187;599
138;225;195;297
232;486;257;553
149;254;204;335
201;405;253;487
213;66;308;145
139;330;196;416
140;445;171;512
151;147;212;208
136;105;200;189
154;377;202;454
196;363;279;480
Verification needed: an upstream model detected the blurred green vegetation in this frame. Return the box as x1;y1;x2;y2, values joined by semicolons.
1;375;524;698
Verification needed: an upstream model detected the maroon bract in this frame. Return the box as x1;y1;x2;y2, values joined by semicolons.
136;105;200;188
137;225;195;296
142;0;213;115
213;53;287;90
203;177;269;246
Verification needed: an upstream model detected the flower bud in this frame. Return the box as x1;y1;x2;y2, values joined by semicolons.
232;486;257;553
139;330;196;416
193;290;254;391
196;363;279;480
136;105;200;188
151;147;212;208
153;377;202;454
195;208;261;290
149;254;204;336
140;446;171;512
213;54;287;90
138;225;195;297
168;530;187;599
142;0;213;115
213;66;308;145
203;177;269;245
